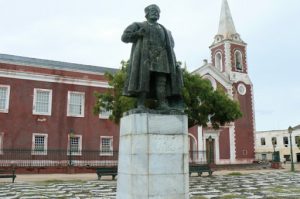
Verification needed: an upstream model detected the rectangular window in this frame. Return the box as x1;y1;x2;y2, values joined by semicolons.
99;109;112;119
33;88;52;115
295;136;300;147
0;133;3;155
271;137;277;145
261;154;267;160
0;85;10;113
32;133;48;155
98;101;112;119
100;136;113;156
68;134;82;155
283;136;289;147
260;137;266;146
67;91;85;117
284;154;291;161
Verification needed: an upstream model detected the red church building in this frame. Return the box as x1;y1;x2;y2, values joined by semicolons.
0;0;255;171
189;0;255;165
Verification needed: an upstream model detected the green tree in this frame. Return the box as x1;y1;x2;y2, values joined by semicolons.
94;61;242;128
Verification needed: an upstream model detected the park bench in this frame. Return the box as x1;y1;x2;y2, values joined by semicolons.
0;168;16;183
189;164;213;177
96;167;118;180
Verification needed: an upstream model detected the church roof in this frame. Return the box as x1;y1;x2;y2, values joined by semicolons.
217;0;237;39
0;53;118;74
192;62;232;88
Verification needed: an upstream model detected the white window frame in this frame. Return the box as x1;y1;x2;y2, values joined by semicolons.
0;85;10;113
215;52;223;72
0;132;3;155
67;91;85;117
100;136;113;156
68;134;82;156
33;88;52;116
31;133;48;155
234;50;243;71
99;109;112;119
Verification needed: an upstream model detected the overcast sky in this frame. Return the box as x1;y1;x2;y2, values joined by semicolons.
0;0;299;131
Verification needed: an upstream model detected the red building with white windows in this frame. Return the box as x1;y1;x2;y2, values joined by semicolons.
0;0;255;172
0;54;119;171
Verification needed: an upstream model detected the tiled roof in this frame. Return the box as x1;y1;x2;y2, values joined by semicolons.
0;53;118;74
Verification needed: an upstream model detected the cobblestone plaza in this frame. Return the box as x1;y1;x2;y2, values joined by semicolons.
0;170;300;199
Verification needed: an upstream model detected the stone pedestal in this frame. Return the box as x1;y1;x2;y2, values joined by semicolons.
116;113;189;199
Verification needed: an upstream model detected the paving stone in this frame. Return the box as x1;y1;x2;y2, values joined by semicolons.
1;171;300;198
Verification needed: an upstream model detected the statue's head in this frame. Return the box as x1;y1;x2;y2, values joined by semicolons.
144;4;160;22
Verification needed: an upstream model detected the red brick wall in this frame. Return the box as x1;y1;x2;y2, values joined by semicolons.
0;76;119;151
219;127;230;159
234;82;255;159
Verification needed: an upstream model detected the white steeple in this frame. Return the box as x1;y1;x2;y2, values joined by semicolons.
217;0;237;40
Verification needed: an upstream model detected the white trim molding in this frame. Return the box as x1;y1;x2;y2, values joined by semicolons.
0;69;110;88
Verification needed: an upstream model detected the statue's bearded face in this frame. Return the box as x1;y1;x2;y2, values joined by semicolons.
147;8;160;21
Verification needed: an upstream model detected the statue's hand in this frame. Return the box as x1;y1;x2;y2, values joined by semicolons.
136;27;146;37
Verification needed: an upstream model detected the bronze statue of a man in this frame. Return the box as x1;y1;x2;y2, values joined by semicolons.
122;4;183;111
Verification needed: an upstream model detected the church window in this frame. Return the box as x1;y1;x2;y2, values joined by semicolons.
234;50;243;71
215;52;223;72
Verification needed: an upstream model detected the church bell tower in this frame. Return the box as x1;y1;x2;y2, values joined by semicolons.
210;0;249;77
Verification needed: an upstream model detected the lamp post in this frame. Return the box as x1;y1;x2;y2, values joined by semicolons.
69;129;75;166
208;136;213;164
288;126;295;172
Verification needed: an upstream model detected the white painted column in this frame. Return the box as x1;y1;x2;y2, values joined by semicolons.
229;125;236;163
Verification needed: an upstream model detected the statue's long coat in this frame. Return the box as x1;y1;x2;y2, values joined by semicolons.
121;21;183;98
